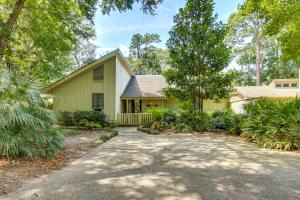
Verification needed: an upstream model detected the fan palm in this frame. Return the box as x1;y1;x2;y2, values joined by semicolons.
0;72;63;159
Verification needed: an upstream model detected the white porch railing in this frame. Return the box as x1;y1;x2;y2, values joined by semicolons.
117;113;154;126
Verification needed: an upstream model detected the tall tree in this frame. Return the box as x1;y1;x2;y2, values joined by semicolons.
226;8;265;85
239;0;300;62
227;1;299;86
128;33;163;75
72;38;98;69
163;0;234;111
0;0;163;82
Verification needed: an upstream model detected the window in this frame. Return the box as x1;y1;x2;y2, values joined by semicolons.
283;83;289;87
92;93;104;111
93;65;104;81
291;83;298;88
275;83;282;88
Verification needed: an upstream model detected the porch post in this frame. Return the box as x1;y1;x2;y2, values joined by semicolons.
126;99;129;113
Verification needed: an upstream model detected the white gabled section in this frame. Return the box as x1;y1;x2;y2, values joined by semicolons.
115;55;132;117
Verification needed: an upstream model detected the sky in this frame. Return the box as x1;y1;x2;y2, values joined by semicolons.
93;0;244;57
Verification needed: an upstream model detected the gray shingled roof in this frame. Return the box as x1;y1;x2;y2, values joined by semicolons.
121;75;167;98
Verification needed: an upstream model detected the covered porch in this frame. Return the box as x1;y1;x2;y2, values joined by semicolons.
120;98;166;113
117;75;178;125
117;98;166;126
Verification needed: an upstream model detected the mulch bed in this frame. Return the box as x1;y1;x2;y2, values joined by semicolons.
0;130;107;196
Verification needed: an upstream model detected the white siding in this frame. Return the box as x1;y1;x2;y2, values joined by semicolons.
230;95;254;114
230;101;247;114
115;56;131;118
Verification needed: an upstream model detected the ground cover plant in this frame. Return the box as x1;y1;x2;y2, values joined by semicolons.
143;98;300;151
241;98;300;150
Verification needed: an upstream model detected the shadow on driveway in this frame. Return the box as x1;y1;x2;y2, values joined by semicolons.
4;127;300;200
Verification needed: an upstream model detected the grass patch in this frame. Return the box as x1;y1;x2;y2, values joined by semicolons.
90;129;118;147
137;126;159;135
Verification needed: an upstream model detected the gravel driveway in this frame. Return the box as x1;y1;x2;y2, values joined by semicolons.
3;127;300;200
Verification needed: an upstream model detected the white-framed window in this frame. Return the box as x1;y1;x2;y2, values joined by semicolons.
93;65;104;81
275;83;282;87
92;93;104;111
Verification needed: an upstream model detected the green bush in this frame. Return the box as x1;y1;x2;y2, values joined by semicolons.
146;107;168;121
210;109;241;133
174;123;193;133
58;111;74;126
162;110;177;124
58;110;106;127
241;98;300;150
175;101;212;132
0;73;64;159
228;114;244;135
73;111;106;125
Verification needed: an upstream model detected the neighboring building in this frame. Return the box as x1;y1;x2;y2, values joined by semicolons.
230;78;300;113
47;49;300;123
269;79;299;88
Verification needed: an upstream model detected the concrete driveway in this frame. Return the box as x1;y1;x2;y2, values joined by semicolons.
4;127;300;200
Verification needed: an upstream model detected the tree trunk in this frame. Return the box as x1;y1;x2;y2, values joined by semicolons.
0;0;26;64
254;18;261;86
199;97;203;112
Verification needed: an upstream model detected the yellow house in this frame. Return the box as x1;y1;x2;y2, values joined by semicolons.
47;49;300;124
46;49;228;124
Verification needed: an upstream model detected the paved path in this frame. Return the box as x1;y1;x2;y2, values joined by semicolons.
4;127;300;200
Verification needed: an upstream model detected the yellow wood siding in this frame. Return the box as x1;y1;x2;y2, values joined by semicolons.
203;99;228;112
103;58;116;120
139;97;228;112
52;58;117;120
141;99;163;112
164;97;179;110
52;68;104;112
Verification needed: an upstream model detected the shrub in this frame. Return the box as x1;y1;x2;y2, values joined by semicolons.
146;107;168;121
58;110;106;127
0;73;64;159
58;111;74;126
210;109;241;132
73;111;106;125
241;98;300;150
228;114;244;135
162;110;177;124
174;123;193;133
175;101;212;132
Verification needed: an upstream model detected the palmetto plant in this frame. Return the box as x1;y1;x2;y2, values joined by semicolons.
241;98;300;150
0;72;63;159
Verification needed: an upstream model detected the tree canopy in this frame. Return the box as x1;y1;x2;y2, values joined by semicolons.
238;0;300;62
226;0;300;86
128;33;167;75
0;0;164;83
163;0;234;111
